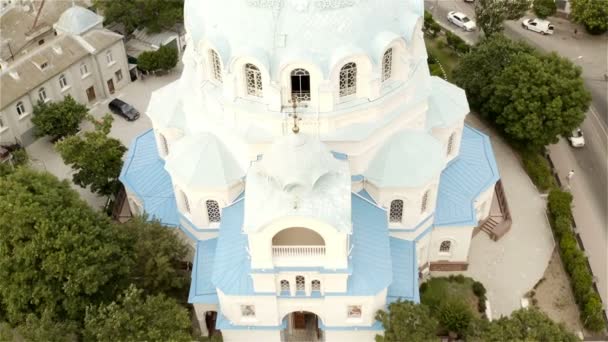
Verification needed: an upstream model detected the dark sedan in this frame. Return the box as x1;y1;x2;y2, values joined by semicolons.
108;98;140;121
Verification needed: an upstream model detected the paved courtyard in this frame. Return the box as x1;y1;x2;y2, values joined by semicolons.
26;66;181;209
438;114;556;319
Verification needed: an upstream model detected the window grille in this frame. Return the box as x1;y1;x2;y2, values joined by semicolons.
447;133;456;155
206;200;221;222
311;280;321;292
389;199;403;223
280;280;290;292
16;101;25;115
38;88;47;102
347;305;362;318
382;48;393;82
290;68;311;102
421;190;429;214
440;240;451;253
339;62;357;97
296;275;305;291
245;63;263;97
240;305;255;317
59;74;68;89
209;50;222;82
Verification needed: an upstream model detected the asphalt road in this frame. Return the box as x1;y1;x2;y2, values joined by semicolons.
425;0;608;306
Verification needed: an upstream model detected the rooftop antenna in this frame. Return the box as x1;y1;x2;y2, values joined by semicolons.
288;93;302;134
31;0;46;31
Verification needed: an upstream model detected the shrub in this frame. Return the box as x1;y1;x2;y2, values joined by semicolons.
445;31;470;54
548;189;573;218
137;45;178;73
553;215;572;239
438;300;474;337
571;266;593;303
570;0;608;34
533;0;557;18
449;274;466;283
472;281;486;297
477;298;487;314
419;282;428;293
582;293;606;331
521;151;554;192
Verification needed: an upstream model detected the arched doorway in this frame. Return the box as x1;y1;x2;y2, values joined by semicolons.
205;311;221;338
282;311;323;342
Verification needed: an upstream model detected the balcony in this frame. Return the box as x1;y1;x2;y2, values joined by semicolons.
272;246;326;257
272;228;325;267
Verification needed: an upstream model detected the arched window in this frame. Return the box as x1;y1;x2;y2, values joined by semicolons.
311;280;321;292
209;49;222;82
447;133;456;156
339;62;357;97
280;280;290;293
158;133;169;156
421;190;429;214
179;190;191;213
245;63;263;97
439;240;451;253
206;200;221;222
382;48;393;82
389;199;404;223
58;74;68;89
15;101;25;115
290;68;310;102
296;275;305;291
38;87;47;102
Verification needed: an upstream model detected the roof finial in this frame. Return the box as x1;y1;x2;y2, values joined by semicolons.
289;93;301;134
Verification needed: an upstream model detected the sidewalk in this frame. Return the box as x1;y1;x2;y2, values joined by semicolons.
548;140;608;309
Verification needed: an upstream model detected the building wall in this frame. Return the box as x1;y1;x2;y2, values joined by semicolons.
92;40;130;97
428;226;474;264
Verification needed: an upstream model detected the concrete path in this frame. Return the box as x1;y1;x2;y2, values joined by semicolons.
26;65;181;209
460;114;556;318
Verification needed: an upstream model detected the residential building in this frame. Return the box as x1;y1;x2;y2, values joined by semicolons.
0;5;130;146
120;0;501;341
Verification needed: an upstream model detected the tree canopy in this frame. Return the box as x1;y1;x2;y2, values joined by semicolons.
375;300;439;342
84;285;192;342
570;0;608;34
137;44;179;73
474;0;530;36
31;95;88;140
533;0;557;18
56;114;127;196
0;168;133;324
93;0;184;34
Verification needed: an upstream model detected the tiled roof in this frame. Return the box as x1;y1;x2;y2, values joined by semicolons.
120;130;179;226
434;125;500;227
188;239;219;304
387;238;419;303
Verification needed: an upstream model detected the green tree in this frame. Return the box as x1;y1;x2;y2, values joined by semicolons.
0;168;133;324
84;285;192;342
453;34;534;111
472;308;578;341
122;216;189;297
474;0;531;36
93;0;184;34
533;0;557;18
0;312;78;342
138;45;179;73
437;300;474;337
487;52;590;149
570;0;608;34
375;300;439;342
31;95;87;140
56;114;127;196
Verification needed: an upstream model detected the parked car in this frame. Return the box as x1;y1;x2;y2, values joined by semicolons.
464;0;474;2
521;18;555;35
108;99;140;121
568;128;585;147
447;11;476;31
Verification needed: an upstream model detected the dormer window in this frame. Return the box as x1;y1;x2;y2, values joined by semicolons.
39;61;48;70
339;62;357;97
245;63;263;97
382;48;393;82
206;200;221;223
290;68;310;102
38;39;45;46
209;49;222;82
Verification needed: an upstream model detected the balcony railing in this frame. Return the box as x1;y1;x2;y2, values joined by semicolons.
272;245;326;258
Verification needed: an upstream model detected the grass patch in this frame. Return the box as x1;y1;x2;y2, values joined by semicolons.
424;36;460;81
420;275;483;319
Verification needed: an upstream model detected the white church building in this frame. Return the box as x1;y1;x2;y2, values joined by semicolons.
120;0;500;341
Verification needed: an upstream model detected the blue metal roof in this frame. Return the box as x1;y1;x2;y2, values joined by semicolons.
188;239;219;304
434;125;500;227
387;238;419;303
119;130;179;226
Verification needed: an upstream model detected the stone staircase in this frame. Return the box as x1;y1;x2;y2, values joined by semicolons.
478;180;512;241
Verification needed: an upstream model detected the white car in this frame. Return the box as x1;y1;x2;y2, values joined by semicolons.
568;128;585;147
447;11;476;31
522;18;555;35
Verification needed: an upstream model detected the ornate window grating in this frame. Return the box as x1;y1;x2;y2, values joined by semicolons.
16;101;25;115
206;200;221;222
311;280;321;292
421;190;429;214
241;305;256;317
447;133;456;156
347;305;362;318
382;48;393;82
290;68;311;102
38;87;47;102
245;63;263;97
389;199;404;223
440;240;451;253
280;280;290;292
339;62;357;97
296;275;305;291
209;50;222;82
